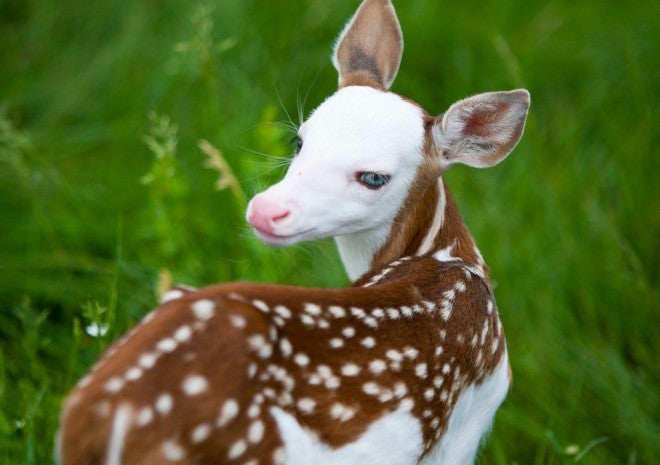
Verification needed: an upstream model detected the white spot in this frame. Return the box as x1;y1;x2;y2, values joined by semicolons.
104;377;124;394
361;337;376;348
174;325;192;343
248;403;260;418
363;316;378;328
487;300;494;314
247;334;273;359
217;399;239;427
135;406;153;427
371;308;385;318
491;337;500;354
393;381;408;398
369;359;387;375
300;314;315;327
434;244;457;262
252;300;270;313
294;353;310;367
191;299;215;320
386;349;403;362
156;393;173;415
316;365;332;378
297;397;316;414
330;403;356;422
188;423;210;444
138;352;158;369
340;363;360;376
227;439;247;459
442;363;451;374
161;289;183;303
76;374;92;389
274;305;292;319
228;292;246;302
399;397;414;412
325;376;341;389
156;338;177;353
350;307;366;318
440;300;453;321
455;281;466;292
229;314;247;329
125;367;143;381
481;320;490;345
182;374;209;396
433;376;445;388
248;420;265;444
400;306;413;318
162;440;186;461
378;389;394;403
329;338;344;349
424;388;435;401
273;447;286;465
386;308;400;319
341;326;356;338
328;305;346;318
279;338;293;357
403;347;419;360
362;382;381;396
304;303;322;316
247;363;258;379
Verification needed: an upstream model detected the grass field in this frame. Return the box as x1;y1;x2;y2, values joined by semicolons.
0;0;658;463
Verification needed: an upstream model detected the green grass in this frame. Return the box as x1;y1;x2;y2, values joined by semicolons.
0;0;658;463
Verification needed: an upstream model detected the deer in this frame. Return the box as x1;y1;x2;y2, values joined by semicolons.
57;0;530;464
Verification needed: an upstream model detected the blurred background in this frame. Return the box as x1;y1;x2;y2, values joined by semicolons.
0;0;657;463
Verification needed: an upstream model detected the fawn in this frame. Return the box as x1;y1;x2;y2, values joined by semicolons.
57;0;530;464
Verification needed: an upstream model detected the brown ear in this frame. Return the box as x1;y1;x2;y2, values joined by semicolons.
332;0;403;89
433;89;531;168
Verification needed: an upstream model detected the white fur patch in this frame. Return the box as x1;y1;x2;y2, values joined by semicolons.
270;405;423;465
419;354;510;465
106;404;133;465
247;86;425;280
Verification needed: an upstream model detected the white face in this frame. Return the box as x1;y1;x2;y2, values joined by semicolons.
246;86;426;248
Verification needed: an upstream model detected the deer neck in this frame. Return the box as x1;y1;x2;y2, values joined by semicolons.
337;175;488;282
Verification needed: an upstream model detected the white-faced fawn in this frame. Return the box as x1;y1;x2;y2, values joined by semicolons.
57;1;530;464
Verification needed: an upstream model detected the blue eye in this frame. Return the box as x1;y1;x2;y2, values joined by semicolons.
358;172;391;189
291;136;303;154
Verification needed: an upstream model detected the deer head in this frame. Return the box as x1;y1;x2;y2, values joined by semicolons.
246;0;529;280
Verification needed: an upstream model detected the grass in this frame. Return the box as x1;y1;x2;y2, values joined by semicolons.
0;0;658;463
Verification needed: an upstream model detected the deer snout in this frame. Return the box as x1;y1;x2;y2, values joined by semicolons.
246;194;292;236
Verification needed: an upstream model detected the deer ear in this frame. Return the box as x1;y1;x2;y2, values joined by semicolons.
332;0;403;89
433;89;531;168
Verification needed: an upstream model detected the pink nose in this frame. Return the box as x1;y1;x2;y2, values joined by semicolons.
247;195;291;235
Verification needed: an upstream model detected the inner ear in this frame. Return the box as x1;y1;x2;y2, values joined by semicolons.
434;89;531;168
332;0;403;89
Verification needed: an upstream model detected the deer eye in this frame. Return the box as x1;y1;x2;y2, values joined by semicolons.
291;135;303;154
357;172;391;190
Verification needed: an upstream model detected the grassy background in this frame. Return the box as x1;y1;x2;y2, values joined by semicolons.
0;0;658;463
